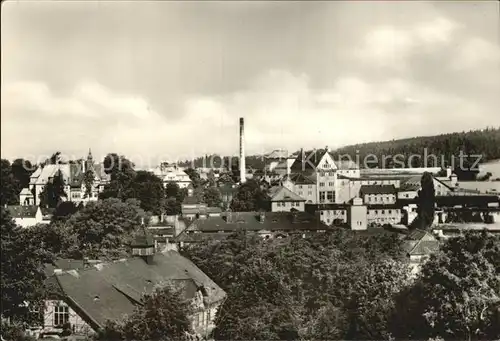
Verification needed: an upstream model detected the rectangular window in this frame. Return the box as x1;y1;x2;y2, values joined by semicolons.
319;192;326;202
298;185;303;189
54;305;69;326
319;182;325;187
308;191;312;195
328;182;334;186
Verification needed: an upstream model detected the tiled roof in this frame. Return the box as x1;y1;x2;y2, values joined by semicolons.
409;240;440;256
269;186;306;202
403;229;440;256
6;205;39;218
286;173;316;185
175;232;234;243
186;211;328;233
360;185;397;195
406;229;428;241
182;206;222;215
290;149;331;172
54;251;226;330
148;227;175;236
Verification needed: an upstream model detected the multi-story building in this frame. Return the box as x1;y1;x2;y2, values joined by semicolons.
152;164;192;188
367;205;402;226
289;147;360;204
174;211;330;247
268;186;306;212
360;185;397;205
305;203;348;226
40;232;226;338
282;173;317;203
21;150;109;207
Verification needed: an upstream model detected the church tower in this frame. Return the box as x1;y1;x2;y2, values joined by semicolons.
85;148;94;172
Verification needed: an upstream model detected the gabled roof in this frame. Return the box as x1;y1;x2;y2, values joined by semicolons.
360;185;397;196
290;149;331;172
285;173;316;185
404;229;440;256
54;251;226;330
19;188;33;196
269;186;306;202
6;205;39;218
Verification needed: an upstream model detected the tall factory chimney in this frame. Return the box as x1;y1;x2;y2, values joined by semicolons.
239;117;246;184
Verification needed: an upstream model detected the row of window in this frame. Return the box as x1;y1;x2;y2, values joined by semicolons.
320;210;345;215
297;185;313;189
319;182;335;187
70;192;98;199
319;191;335;201
365;195;395;202
276;202;301;207
357;180;399;186
298;191;313;196
370;210;399;215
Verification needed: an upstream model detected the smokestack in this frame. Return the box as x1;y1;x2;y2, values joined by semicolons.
239;117;246;184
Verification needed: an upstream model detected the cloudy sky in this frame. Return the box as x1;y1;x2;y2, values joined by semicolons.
2;1;499;166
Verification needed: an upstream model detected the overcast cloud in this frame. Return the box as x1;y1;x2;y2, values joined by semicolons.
2;1;499;166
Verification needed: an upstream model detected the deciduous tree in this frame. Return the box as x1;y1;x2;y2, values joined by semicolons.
1;208;47;323
98;284;193;341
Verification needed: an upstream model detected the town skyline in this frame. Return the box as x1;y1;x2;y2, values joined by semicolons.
2;1;500;161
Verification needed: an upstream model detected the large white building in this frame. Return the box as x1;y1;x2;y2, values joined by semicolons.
20;150;109;207
150;163;192;188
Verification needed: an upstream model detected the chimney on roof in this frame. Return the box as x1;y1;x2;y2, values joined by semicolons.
325;146;330;152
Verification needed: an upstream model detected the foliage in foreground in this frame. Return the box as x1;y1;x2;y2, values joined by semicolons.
97;284;193;341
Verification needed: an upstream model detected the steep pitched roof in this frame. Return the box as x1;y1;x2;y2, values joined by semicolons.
404;229;440;256
6;205;39;218
360;185;397;196
269;186;306;202
286;173;316;185
290;149;330;172
54;251;226;330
